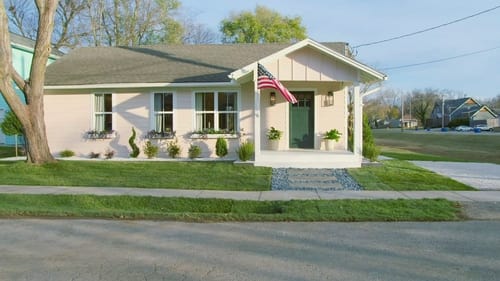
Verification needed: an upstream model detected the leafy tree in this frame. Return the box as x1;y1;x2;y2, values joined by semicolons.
220;5;307;43
0;110;23;136
0;0;57;164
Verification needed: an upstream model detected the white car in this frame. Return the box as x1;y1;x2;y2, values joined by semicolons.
475;124;493;131
455;125;473;131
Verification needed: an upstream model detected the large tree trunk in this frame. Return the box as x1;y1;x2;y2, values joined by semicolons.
0;0;58;164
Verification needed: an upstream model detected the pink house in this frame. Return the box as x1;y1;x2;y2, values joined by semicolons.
44;39;386;168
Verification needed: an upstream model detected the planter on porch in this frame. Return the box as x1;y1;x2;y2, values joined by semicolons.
323;129;341;151
268;139;280;150
325;139;336;151
266;127;283;151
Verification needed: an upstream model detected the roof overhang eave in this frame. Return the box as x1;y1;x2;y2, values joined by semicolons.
44;81;238;90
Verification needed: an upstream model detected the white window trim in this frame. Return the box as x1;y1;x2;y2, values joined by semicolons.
150;92;176;132
192;90;240;132
91;92;114;131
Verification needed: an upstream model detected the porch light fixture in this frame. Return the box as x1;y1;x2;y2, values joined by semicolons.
326;91;334;106
270;92;276;106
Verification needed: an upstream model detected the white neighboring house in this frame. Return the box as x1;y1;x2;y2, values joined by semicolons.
44;38;387;168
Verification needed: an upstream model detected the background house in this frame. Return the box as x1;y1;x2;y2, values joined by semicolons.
429;97;497;128
0;33;63;145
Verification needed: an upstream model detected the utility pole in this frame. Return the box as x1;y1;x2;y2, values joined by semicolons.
401;93;404;132
441;95;445;129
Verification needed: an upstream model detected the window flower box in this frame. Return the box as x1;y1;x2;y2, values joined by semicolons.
86;130;116;139
146;130;176;139
190;129;240;139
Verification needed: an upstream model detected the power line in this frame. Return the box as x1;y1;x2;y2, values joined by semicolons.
353;5;500;48
380;46;500;71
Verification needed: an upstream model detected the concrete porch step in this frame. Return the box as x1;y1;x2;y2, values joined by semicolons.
256;150;362;169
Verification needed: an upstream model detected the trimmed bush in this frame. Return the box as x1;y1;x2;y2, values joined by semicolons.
188;144;202;159
129;127;140;158
143;141;159;159
215;137;228;158
363;115;380;161
59;150;75;158
237;140;254;161
166;138;182;158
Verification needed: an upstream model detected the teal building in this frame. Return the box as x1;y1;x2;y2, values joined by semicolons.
0;33;62;145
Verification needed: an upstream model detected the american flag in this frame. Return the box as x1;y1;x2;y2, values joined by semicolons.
257;63;297;104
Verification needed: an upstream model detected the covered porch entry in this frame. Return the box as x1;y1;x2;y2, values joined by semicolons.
228;39;387;169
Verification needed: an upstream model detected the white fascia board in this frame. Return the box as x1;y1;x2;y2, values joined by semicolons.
228;38;387;83
472;105;498;118
11;43;62;60
44;81;238;90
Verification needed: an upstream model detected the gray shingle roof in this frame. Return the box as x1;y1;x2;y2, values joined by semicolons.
45;42;348;86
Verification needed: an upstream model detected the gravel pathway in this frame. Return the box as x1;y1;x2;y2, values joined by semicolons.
271;168;361;191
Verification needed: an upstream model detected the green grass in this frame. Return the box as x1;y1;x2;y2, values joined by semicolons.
0;161;271;191
0;194;461;222
349;160;474;191
373;129;500;164
380;147;465;162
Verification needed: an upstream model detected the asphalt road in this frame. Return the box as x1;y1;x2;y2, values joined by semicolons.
1;220;499;281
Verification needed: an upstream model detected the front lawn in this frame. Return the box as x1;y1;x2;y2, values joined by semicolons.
373;129;500;164
0;194;461;222
0;161;272;191
349;160;474;191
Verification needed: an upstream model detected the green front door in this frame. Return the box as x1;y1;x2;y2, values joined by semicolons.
289;92;314;149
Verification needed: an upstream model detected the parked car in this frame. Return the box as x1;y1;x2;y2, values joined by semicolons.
455;125;473;131
474;124;493;131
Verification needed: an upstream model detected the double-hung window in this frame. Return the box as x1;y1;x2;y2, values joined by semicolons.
94;93;113;131
195;91;237;132
153;92;173;133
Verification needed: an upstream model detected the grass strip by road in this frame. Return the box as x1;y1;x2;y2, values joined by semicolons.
0;161;272;191
348;160;474;191
0;194;461;222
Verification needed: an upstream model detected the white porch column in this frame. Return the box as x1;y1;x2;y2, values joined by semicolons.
253;64;261;161
353;84;362;157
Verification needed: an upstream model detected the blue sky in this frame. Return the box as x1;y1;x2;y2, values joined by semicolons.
180;0;500;99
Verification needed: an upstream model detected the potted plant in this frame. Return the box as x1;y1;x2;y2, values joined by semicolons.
267;127;282;150
324;129;342;151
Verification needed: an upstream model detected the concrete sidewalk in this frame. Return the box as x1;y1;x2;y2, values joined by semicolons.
1;185;500;202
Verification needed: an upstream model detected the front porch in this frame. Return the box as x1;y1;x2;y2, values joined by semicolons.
254;149;362;169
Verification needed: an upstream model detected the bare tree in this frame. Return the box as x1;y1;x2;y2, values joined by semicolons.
0;0;58;164
7;0;87;49
8;0;184;48
182;21;218;44
410;89;439;127
85;0;183;46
